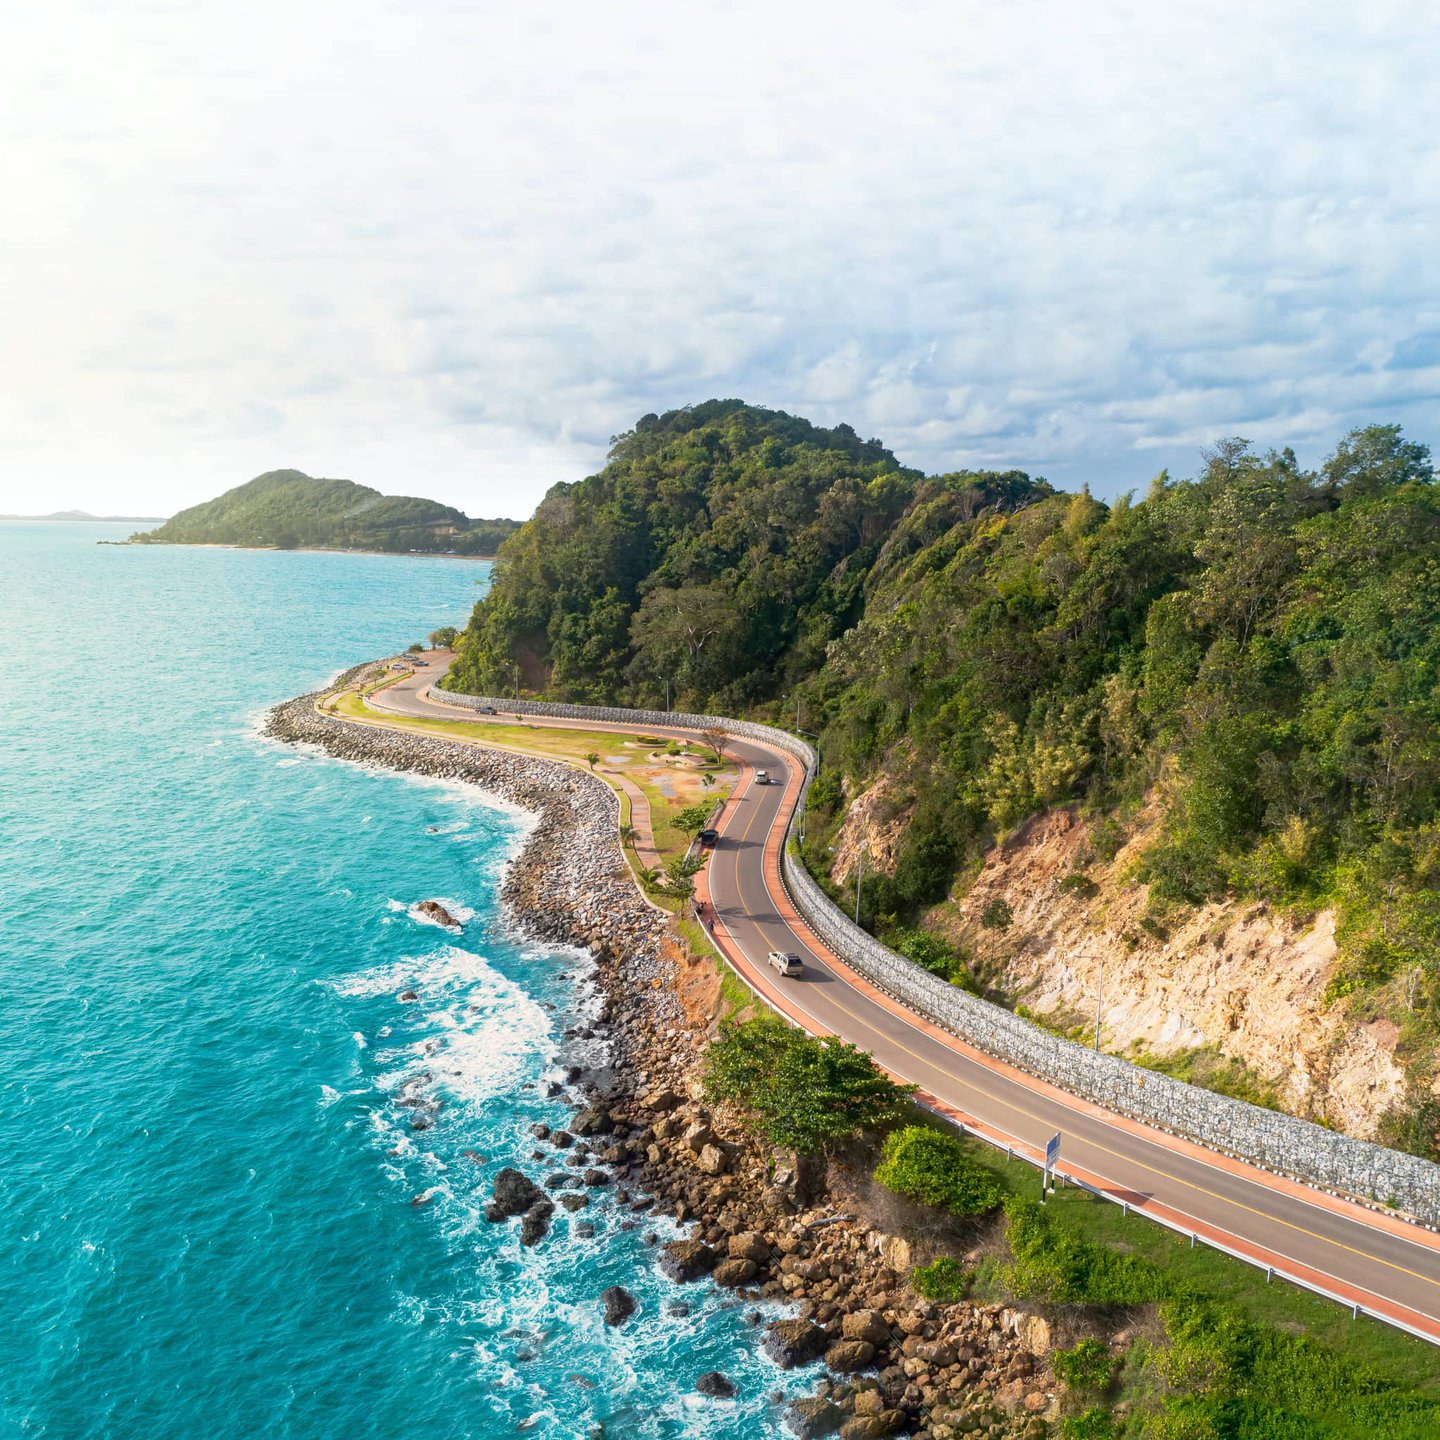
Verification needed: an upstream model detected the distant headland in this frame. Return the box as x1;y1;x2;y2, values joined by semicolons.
3;509;167;522
123;470;522;556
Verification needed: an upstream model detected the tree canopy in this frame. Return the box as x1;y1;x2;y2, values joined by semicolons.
130;470;519;554
702;1015;914;1153
446;403;1440;1073
445;400;917;705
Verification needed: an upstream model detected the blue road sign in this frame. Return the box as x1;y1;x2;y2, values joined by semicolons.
1045;1132;1061;1170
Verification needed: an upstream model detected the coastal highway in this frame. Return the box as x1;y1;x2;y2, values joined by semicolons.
369;656;1440;1343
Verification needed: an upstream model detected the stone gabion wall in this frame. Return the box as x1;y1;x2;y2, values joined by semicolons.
433;686;1440;1224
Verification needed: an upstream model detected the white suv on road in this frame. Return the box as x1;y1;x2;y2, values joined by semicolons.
767;950;803;978
755;770;770;785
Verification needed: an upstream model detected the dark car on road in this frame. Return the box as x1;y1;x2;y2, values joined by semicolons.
697;828;720;847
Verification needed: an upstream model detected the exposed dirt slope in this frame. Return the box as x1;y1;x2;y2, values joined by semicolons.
835;791;1407;1140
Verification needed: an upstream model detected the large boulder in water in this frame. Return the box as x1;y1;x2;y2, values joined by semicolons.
600;1285;637;1326
487;1168;546;1220
518;1200;554;1246
571;1106;613;1137
763;1318;828;1368
415;899;461;929
658;1238;717;1282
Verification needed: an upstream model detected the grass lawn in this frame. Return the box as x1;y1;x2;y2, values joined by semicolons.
333;689;641;761
360;668;409;697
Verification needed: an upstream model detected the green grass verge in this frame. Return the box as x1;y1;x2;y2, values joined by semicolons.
934;1130;1440;1399
334;691;641;759
358;668;410;697
333;692;732;871
716;959;758;1021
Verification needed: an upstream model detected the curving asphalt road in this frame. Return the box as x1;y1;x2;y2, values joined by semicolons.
367;654;1440;1343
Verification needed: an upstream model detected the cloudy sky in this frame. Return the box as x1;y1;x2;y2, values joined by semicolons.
2;1;1437;518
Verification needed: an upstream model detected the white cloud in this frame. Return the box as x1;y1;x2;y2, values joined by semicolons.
1;0;1437;517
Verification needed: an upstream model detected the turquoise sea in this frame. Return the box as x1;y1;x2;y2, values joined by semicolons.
0;524;795;1439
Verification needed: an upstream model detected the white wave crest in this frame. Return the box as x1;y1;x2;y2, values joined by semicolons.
337;946;555;1107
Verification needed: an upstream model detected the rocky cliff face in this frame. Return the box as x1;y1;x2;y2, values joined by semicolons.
833;790;1409;1140
831;768;913;885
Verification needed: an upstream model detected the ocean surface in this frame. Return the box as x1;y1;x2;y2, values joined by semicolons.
0;525;798;1439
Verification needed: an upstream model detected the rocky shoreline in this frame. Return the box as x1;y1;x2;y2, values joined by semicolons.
265;679;1053;1440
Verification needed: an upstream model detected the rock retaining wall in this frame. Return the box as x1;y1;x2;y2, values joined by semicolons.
265;691;678;1014
433;686;1440;1225
270;683;1052;1434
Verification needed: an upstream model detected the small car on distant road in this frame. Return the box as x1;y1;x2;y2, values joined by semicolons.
478;705;497;714
755;770;770;785
697;828;720;847
767;949;804;977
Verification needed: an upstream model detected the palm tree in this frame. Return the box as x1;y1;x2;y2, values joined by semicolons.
586;752;600;770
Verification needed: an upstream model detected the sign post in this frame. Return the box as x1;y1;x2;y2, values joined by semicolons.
1043;1132;1061;1200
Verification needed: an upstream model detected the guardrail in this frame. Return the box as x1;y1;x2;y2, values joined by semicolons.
430;684;1440;1231
699;914;1439;1347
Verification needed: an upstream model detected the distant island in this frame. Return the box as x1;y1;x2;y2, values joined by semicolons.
126;470;521;556
3;509;166;522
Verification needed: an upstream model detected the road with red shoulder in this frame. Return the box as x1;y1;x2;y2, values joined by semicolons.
369;654;1440;1343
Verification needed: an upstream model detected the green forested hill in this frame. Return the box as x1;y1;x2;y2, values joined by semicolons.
129;470;519;554
447;401;917;703
450;406;1440;1143
804;431;1440;929
451;410;1440;916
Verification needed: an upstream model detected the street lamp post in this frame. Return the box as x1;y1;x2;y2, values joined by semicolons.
794;728;819;848
795;727;820;767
